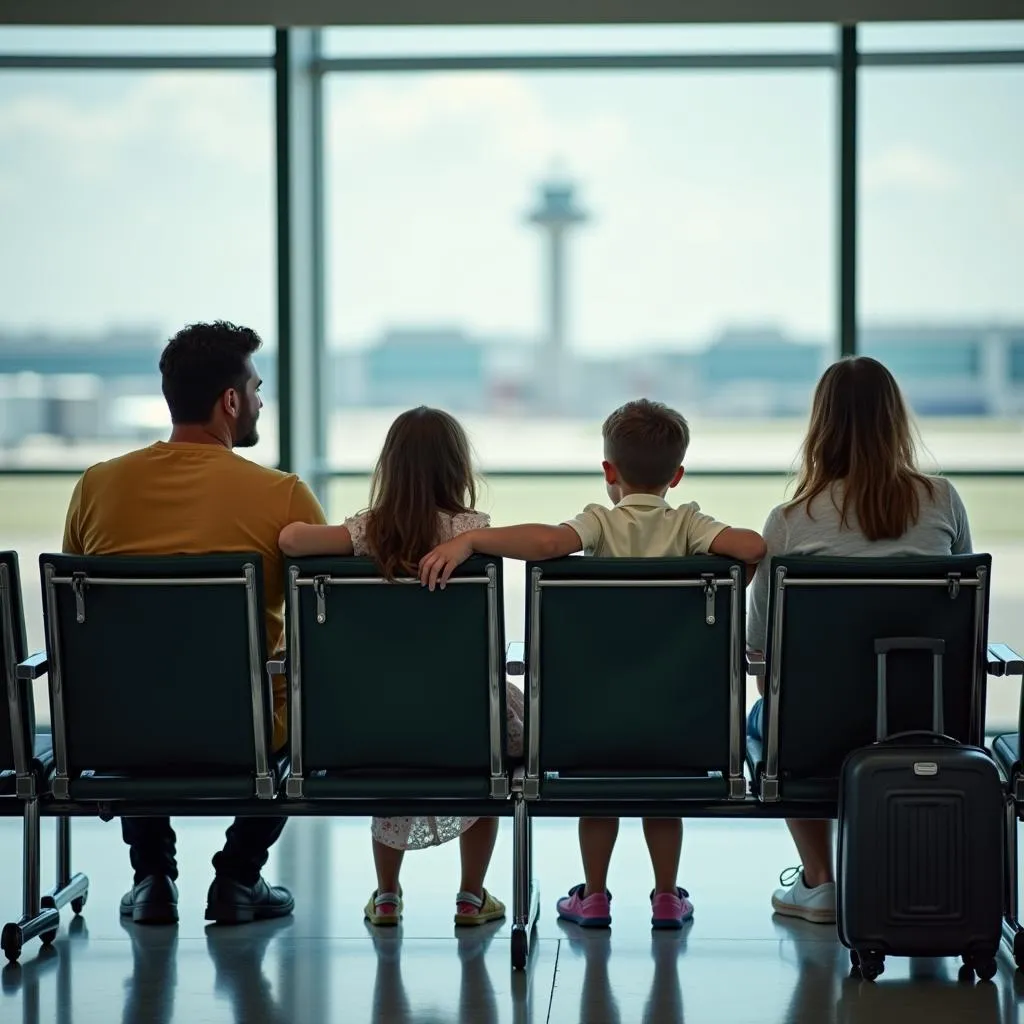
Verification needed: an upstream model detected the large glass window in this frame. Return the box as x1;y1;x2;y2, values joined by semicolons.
858;66;1024;467
856;57;1024;731
859;21;1024;52
0;69;278;469
2;26;1023;737
0;27;273;55
323;24;836;58
324;67;834;472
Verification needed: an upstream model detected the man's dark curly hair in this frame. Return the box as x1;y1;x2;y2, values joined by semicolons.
159;321;262;425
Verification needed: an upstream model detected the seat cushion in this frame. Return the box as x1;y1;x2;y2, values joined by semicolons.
54;748;288;802
540;772;728;802
992;733;1020;780
67;774;273;801
301;773;491;800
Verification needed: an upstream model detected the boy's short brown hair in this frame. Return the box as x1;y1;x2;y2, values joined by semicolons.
602;399;690;490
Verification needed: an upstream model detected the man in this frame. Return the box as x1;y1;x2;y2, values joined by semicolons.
62;321;326;925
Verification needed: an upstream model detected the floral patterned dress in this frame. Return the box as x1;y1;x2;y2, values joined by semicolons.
345;509;525;851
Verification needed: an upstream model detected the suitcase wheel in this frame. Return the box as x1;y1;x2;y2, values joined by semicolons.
973;957;998;982
960;953;998;982
855;951;884;981
958;964;977;985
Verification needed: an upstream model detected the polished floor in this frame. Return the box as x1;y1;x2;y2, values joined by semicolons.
0;815;1022;1023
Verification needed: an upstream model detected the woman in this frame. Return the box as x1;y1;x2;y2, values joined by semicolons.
747;356;972;925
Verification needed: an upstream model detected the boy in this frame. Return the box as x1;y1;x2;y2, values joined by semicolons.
419;399;766;929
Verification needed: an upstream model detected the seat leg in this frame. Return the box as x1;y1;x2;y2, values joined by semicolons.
42;817;89;916
511;793;538;972
1;799;59;963
1002;794;1024;970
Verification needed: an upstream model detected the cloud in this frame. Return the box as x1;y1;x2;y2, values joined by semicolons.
327;72;629;174
0;74;271;180
863;145;960;195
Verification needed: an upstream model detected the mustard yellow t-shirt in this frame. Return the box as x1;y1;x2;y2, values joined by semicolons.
62;441;327;750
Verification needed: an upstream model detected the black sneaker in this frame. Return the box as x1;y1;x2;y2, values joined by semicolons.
119;874;179;925
204;876;294;925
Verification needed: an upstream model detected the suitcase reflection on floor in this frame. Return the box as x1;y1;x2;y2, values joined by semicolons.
835;958;1001;1024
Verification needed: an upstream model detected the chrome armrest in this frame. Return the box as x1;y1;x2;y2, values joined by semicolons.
506;641;526;677
988;643;1023;677
267;657;287;676
16;651;48;680
745;649;766;675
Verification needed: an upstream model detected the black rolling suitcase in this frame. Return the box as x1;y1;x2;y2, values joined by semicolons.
837;637;1003;982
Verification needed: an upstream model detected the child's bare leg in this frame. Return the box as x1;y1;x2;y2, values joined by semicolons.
373;838;405;894
643;817;682;894
580;817;620;896
459;817;499;897
784;819;834;887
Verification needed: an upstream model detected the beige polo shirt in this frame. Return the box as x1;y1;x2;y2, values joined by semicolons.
564;493;729;557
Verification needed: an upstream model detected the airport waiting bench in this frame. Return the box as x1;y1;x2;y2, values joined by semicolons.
0;551;1021;973
509;553;1023;969
0;553;88;963
0;552;531;963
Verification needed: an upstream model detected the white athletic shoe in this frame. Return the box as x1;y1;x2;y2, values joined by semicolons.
771;867;836;924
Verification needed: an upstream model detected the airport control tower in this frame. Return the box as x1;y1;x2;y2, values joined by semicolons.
527;179;588;412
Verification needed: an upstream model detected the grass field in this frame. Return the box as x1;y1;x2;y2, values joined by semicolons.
2;472;1022;730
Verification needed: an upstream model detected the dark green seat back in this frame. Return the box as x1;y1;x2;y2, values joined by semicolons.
526;557;742;774
40;554;270;775
0;551;29;774
767;554;991;780
288;556;503;773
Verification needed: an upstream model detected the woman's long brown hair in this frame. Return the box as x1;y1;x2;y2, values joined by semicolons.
363;406;477;579
788;356;933;541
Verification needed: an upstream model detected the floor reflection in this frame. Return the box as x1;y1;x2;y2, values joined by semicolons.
1;916;1023;1024
555;919;689;1024
834;958;1002;1024
366;924;507;1023
2;813;1024;1024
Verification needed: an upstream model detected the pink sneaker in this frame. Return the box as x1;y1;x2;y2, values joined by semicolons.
651;887;694;930
556;884;612;928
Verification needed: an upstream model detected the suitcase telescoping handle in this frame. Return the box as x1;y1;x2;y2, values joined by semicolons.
875;637;945;742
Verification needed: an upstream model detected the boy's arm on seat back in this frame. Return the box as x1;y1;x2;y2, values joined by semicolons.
472;524;584;560
709;527;768;565
418;524;583;590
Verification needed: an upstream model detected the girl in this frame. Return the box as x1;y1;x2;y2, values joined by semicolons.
279;406;524;928
747;357;973;926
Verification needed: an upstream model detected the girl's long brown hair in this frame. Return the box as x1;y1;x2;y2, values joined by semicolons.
788;356;933;541
363;406;477;579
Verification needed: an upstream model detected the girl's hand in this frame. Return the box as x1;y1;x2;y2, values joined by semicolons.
418;537;474;591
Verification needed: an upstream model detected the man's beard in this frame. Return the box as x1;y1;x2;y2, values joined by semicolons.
235;407;259;448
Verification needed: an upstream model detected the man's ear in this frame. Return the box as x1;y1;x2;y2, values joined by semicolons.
602;460;618;485
667;465;685;489
222;387;241;420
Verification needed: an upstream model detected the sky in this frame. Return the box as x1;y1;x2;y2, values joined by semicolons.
0;25;1022;354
